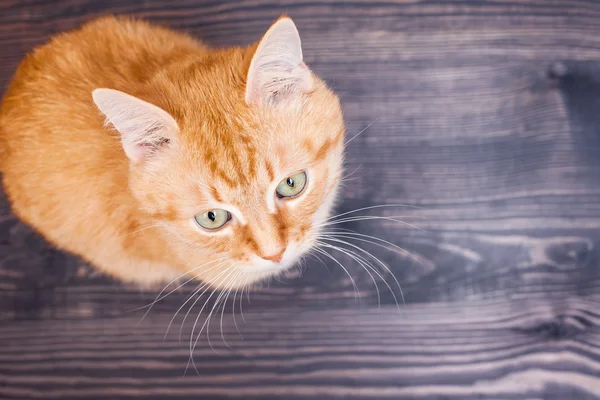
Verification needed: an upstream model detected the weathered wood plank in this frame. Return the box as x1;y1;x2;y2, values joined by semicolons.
2;296;600;399
2;0;600;398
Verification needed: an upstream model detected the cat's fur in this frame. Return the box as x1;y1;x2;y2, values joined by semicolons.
0;16;344;288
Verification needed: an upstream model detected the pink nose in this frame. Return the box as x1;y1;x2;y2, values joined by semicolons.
261;248;286;263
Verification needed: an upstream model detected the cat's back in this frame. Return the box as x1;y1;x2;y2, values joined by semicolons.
0;16;205;251
1;16;204;116
0;16;205;167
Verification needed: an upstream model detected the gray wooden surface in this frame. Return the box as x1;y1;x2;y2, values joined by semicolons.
1;0;600;399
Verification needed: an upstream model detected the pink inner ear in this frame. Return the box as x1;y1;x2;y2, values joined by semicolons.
245;18;314;105
131;138;171;162
92;88;179;163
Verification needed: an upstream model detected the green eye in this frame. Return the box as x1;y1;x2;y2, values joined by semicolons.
276;171;307;198
194;209;231;230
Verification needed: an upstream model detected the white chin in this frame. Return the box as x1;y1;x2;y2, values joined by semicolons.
251;262;287;273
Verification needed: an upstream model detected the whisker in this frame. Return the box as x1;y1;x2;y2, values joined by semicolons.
316;240;382;309
117;223;162;239
205;286;229;354
180;265;234;344
339;176;360;184
182;280;230;377
239;283;247;324
312;246;361;302
318;215;424;231
318;238;403;309
186;267;238;375
344;118;379;146
231;272;246;337
206;269;241;352
308;251;329;271
324;204;424;222
132;257;227;320
320;229;424;269
320;234;406;307
340;163;362;183
219;270;242;349
162;262;229;342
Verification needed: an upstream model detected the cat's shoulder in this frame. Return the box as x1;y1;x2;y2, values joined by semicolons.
38;15;203;58
6;16;205;94
77;15;192;43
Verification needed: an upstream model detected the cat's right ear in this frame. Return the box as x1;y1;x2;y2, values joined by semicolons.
245;16;313;105
92;88;178;163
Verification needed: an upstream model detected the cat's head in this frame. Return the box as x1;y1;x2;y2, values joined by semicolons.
92;17;344;288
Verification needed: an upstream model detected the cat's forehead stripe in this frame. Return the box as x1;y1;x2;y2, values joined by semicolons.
200;133;260;187
210;186;222;203
265;161;275;181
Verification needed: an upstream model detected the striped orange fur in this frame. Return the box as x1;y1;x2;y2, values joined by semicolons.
0;16;344;288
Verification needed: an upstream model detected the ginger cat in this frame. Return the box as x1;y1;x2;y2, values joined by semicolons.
0;16;344;288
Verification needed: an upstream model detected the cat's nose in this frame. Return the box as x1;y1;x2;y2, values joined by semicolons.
260;248;286;263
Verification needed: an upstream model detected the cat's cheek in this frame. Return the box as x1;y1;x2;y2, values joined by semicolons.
311;188;338;227
286;238;317;268
280;242;301;267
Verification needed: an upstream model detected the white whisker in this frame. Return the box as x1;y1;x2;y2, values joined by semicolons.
318;238;403;309
162;262;230;342
186;267;238;376
231;272;245;337
117;223;162;239
180;265;234;344
313;246;360;302
322;234;406;307
324;204;424;222
308;251;329;271
340;163;362;183
206;268;240;352
133;257;228;323
318;215;424;231
316;240;382;309
204;286;230;354
218;270;242;349
344;118;379;146
239;283;248;323
321;229;424;269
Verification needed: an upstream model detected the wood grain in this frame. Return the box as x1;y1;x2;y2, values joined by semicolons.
2;297;600;399
2;0;600;398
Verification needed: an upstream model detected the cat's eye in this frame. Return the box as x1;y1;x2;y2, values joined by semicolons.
276;171;307;199
194;209;231;230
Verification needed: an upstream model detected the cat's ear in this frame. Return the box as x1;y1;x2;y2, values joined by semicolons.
92;88;178;163
245;16;313;105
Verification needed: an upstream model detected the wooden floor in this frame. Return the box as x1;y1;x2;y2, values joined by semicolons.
2;0;600;399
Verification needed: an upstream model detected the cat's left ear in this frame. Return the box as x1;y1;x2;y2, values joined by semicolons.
245;16;314;105
92;88;178;163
